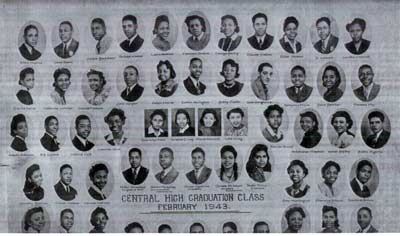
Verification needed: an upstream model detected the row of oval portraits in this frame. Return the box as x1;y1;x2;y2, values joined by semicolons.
21;204;380;233
15;61;382;106
20;154;379;202
18;13;372;60
8;107;391;153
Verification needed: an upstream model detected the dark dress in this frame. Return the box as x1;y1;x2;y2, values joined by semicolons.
323;88;343;102
11;137;27;152
24;187;44;201
172;127;195;136
217;81;243;97
300;130;322;148
16;90;33;105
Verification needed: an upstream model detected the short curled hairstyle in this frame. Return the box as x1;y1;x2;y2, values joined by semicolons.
175;109;191;126
331;110;353;130
87;69;106;86
220;145;237;158
264;104;284;119
24;207;44;231
321;161;341;177
346;18;366;32
287;160;308;177
220;59;240;78
368;111;384;122
10;113;27;137
89;163;109;182
283;16;299;31
285;206;306;222
199;108;218;127
357;160;373;173
222;221;237;232
316;17;331;27
157;60;176;79
53;68;71;87
153;15;169;35
90;207;108;227
104;108;126;123
300;111;319;130
221;15;240;33
19;67;34;85
227;108;244;119
322;205;339;228
323;65;341;89
184;15;206;33
124;222;144;233
258;62;273;73
150;109;166;121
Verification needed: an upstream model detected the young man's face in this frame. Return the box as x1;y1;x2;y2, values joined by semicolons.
357;165;372;184
124;67;138;87
316;21;330;40
91;22;105;41
188;18;203;37
253;17;267;36
45;118;59;136
357;209;372;229
122;20;137;39
61;212;74;231
60;167;73;185
358;67;374;87
189;60;203;79
369;117;383;134
291;69;305;88
76;118;91;139
159;150;173;169
129;151;142;168
25;28;38;47
191;151;205;170
59;23;73;43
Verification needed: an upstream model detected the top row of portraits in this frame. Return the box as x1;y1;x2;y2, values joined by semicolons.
18;13;371;60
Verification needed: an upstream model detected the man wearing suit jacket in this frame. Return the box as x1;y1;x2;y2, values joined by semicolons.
356;207;378;233
186;147;211;184
19;24;42;61
54;21;79;58
364;111;390;149
155;147;179;184
54;164;77;201
183;58;206;95
91;18;112;55
120;65;144;102
285;65;313;103
313;17;339;54
122;148;149;185
353;64;380;102
350;160;373;198
40;116;60;152
120;15;144;53
247;13;274;50
72;115;95;152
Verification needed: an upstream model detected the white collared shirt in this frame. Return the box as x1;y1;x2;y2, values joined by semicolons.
132;166;141;175
355;177;368;191
179;124;189;134
24;43;33;54
189;76;200;88
148;125;165;137
363;82;375;99
192;32;204;41
322;34;332;49
256;34;266;45
126;83;137;94
265;123;283;140
284;35;299;53
373;129;383;141
63;38;72;50
194;166;204;179
162;166;173;178
75;135;89;147
90;184;106;199
358;224;372;233
128;34;138;45
105;132;125;146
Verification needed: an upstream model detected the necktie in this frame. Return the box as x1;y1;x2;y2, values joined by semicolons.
322;40;327;53
96;42;101;54
364;88;369;99
223;37;232;51
63;44;67;57
133;168;137;181
66;186;70;193
362;185;369;193
258;39;263;49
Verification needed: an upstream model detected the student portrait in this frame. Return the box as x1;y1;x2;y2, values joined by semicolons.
158;224;173;233
345;18;370;55
328;110;356;149
103;108;127;146
152;13;177;51
58;208;74;233
90;18;112;55
83;68;111;106
155;60;178;97
319;205;342;233
247;13;274;50
120;65;144;102
125;222;144;233
186;147;212;185
87;162;113;201
23;163;44;201
183;57;207;96
54;164;77;201
251;62;277;101
311;16;339;54
224;107;248;136
22;206;49;233
18;22;46;61
217;145;241;183
71;114;95;152
281;205;309;233
16;67;35;105
172;108;195;137
349;159;379;198
246;144;272;183
318;63;345;102
189;222;205;233
285;65;313;103
318;161;341;198
10;113;29;152
218;14;242;52
295;110;323;148
144;109;168;138
217;59;243;97
198;108;221;136
122;148;149;185
222;221;238;233
40;115;61;152
285;160;310;198
361;110;391;149
253;221;270;233
355;207;378;233
183;12;211;51
51;68;72;105
120;15;144;53
261;104;286;143
353;64;380;102
89;207;109;233
53;21;79;58
155;147;179;185
279;16;302;54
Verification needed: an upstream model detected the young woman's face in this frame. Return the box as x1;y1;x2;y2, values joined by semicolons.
29;212;45;232
349;23;363;42
228;112;243;128
46;118;59;136
202;113;216;128
322;210;337;229
56;74;71;92
300;116;315;133
323;166;338;185
254;150;268;168
157;64;171;82
29;170;43;187
333;116;348;135
221;151;235;169
94;213;107;230
288;211;303;231
176;113;189;129
289;165;305;183
15;121;28;138
221;18;236;37
259;66;273;85
93;170;108;190
285;22;298;40
157;21;170;40
267;110;282;129
223;64;237;81
322;69;337;89
106;115;124;135
21;73;35;90
151;114;164;130
88;74;103;92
